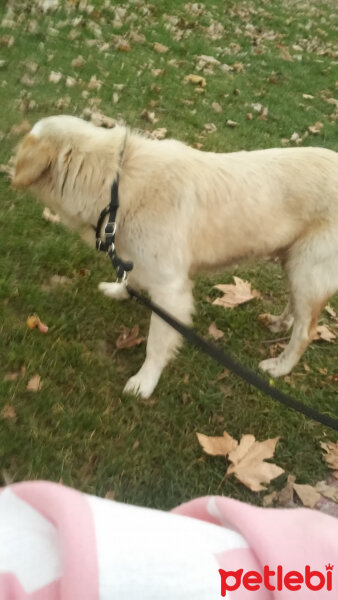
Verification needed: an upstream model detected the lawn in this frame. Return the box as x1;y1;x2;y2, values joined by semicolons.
0;0;337;509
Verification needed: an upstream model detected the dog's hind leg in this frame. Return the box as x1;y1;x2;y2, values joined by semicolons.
259;231;338;377
123;279;193;398
260;299;294;333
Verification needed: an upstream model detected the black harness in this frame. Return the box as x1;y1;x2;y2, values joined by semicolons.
95;138;133;281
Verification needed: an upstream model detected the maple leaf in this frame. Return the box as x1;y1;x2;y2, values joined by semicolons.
184;74;206;87
26;374;42;392
213;276;261;308
293;483;320;508
208;322;224;340
227;435;284;491
196;431;238;456
308;121;323;134
321;441;338;471
153;42;168;53
1;404;16;421
315;325;336;343
26;314;48;333
115;325;145;349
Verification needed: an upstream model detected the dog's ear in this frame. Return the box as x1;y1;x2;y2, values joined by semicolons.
12;134;53;188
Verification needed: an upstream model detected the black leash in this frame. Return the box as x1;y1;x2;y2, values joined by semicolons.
127;286;338;432
96;168;338;432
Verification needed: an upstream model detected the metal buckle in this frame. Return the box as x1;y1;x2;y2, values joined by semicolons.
104;221;117;235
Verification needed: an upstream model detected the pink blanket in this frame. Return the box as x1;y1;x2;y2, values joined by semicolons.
0;481;336;598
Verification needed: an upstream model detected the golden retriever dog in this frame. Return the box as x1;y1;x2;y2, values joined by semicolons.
13;115;338;398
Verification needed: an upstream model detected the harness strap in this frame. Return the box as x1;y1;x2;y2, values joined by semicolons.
95;132;133;281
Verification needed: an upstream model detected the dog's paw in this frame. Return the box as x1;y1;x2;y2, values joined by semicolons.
259;357;290;378
123;374;154;399
98;281;129;300
258;313;285;333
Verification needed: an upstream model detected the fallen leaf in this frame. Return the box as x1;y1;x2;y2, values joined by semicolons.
41;275;72;291
184;74;206;87
204;122;217;133
153;42;168;53
26;314;48;334
321;441;338;471
315;325;336;343
227;435;284;491
277;474;297;507
148;127;167;140
226;119;238;127
325;304;336;318
315;481;338;504
293;482;320;508
3;367;26;382
116;40;131;52
211;102;222;113
49;71;63;83
263;490;278;507
26;374;42;392
213;277;261;309
308;121;323;134
196;431;238;457
71;55;86;68
42;207;60;223
1;404;16;421
10;120;31;136
141;109;158;123
208;322;224;340
88;75;102;90
115;325;145;349
278;45;293;61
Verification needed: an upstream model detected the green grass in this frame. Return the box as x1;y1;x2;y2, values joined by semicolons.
0;0;337;509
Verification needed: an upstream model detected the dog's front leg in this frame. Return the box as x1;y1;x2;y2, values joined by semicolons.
123;282;193;399
98;281;129;300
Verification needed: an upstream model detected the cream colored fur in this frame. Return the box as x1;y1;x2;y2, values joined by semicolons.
13;115;338;398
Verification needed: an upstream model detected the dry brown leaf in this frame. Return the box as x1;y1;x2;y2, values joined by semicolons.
196;431;238;457
293;483;320;508
153;42;168;53
10;120;31;136
204;123;217;133
325;304;337;318
321;441;338;471
141;109;158;124
208;322;224;340
227;435;284;492
88;75;102;90
308;121;323;134
213;276;261;309
41;275;72;291
49;71;62;83
1;404;16;421
211;102;222;113
262;490;278;507
115;325;145;349
71;55;86;68
26;314;48;334
116;40;131;52
279;45;293;61
184;74;206;87
277;474;297;507
226;119;238;128
315;325;336;343
26;374;42;392
315;481;338;504
42;207;60;223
